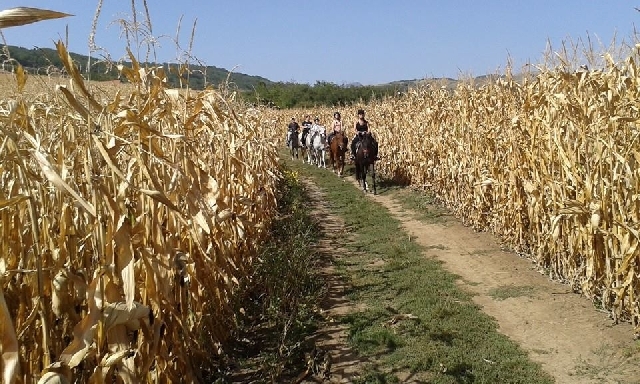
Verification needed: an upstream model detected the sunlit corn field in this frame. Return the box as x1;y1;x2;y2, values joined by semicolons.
0;40;280;383
5;5;640;383
269;46;640;335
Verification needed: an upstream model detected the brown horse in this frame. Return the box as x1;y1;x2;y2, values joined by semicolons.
354;132;377;194
329;131;347;176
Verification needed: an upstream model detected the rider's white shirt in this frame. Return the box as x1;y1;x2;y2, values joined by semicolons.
311;124;325;134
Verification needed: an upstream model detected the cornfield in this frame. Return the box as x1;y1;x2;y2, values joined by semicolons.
5;3;640;382
0;37;280;383
373;52;640;328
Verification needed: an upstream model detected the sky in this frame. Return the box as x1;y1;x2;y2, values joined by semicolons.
0;1;639;85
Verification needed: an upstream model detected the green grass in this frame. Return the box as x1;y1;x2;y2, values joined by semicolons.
488;285;537;301
370;176;451;224
288;157;555;384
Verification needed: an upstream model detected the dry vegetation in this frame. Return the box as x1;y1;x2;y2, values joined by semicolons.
0;40;280;383
4;3;640;383
370;50;640;329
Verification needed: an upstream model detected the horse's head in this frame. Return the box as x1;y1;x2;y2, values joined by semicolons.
357;132;374;159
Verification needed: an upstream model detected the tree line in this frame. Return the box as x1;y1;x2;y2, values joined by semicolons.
243;81;404;108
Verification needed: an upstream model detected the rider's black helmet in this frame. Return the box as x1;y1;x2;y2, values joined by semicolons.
357;109;365;115
314;117;320;122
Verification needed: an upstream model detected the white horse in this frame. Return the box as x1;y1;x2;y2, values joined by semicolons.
310;127;327;168
305;130;317;165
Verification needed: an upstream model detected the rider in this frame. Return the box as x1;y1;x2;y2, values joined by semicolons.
301;115;313;147
350;109;379;160
287;117;300;146
311;117;322;135
327;111;348;148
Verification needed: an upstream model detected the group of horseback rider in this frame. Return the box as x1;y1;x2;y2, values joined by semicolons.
287;109;379;161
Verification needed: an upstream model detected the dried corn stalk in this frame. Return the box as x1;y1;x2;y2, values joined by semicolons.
0;40;280;383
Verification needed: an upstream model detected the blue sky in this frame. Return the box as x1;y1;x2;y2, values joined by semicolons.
0;1;639;85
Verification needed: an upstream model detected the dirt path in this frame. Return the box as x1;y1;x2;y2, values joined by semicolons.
345;180;640;384
300;179;366;383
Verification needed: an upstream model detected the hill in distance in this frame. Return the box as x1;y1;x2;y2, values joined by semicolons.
2;45;522;93
2;45;274;91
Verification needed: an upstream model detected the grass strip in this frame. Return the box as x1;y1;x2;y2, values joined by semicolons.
289;159;554;384
214;165;325;383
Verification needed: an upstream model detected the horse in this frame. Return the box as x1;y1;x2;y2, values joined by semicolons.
304;129;317;165
354;132;377;194
287;130;300;160
300;129;311;163
329;131;347;176
310;128;327;168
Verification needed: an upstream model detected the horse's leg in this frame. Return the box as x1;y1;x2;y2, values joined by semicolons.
362;164;368;192
333;152;337;173
372;162;377;195
329;148;335;172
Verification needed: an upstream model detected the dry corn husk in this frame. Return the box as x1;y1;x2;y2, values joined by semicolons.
0;7;72;29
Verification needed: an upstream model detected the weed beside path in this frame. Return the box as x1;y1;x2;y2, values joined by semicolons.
221;168;325;383
289;160;554;384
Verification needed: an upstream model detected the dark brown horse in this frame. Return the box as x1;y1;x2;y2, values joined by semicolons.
354;132;377;194
329;131;347;176
287;131;300;160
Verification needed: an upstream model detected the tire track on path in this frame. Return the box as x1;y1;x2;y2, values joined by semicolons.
299;178;366;383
